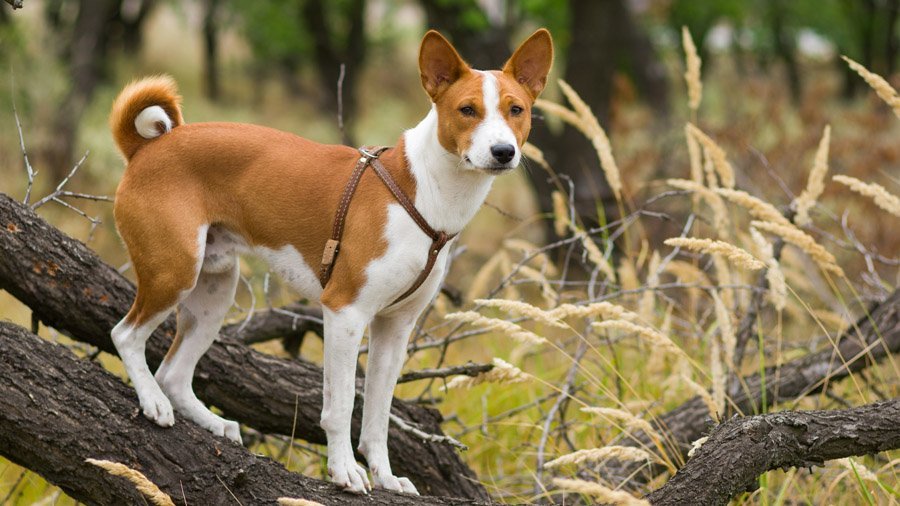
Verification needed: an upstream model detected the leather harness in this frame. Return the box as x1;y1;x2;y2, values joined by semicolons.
318;146;455;305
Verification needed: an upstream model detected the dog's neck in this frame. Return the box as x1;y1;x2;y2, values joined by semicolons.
402;105;496;235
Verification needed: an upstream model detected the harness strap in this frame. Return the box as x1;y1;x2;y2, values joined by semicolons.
318;146;455;305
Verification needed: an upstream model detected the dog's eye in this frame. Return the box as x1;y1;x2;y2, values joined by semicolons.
510;105;524;116
459;106;476;117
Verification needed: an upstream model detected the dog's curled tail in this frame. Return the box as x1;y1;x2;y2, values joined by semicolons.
110;75;183;161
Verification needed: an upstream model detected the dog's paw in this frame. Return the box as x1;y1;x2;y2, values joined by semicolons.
221;419;242;444
140;391;174;427
329;461;371;494
373;471;419;495
198;416;243;444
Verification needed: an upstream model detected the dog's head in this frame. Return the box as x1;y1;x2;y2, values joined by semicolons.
418;29;553;174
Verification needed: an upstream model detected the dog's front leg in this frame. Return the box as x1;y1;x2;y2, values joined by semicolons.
321;306;372;494
358;312;419;495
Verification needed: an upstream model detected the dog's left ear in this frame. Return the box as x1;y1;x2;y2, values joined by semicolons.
502;29;554;99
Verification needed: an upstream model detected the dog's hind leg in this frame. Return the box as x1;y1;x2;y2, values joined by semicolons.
112;306;179;427
155;249;241;443
358;312;419;495
111;225;208;428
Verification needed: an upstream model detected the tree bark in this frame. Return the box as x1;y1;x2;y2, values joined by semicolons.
596;287;900;484
646;398;900;506
0;322;488;506
0;192;488;501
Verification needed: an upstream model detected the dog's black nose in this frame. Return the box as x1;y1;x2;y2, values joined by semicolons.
490;144;516;164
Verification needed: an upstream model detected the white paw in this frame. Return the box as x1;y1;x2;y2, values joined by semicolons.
329;461;371;494
373;472;419;495
221;419;242;444
198;416;243;443
140;391;174;427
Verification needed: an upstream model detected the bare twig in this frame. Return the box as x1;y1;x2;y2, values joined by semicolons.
397;362;494;384
31;150;92;209
337;63;348;146
12;97;36;204
389;413;468;451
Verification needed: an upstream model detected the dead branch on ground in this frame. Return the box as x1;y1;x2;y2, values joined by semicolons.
0;322;489;506
645;397;900;506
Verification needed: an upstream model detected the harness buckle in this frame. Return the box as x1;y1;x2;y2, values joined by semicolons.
358;147;382;163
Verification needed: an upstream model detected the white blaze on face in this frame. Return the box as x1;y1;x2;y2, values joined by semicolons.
466;71;520;169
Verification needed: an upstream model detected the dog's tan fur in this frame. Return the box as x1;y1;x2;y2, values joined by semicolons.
113;108;417;326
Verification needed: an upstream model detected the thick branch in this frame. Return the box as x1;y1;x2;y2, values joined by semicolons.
0;322;486;506
647;398;900;506
601;287;900;484
221;302;323;346
0;192;487;500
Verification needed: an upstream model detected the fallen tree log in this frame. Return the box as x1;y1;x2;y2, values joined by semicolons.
221;302;323;344
0;192;487;500
600;287;900;484
0;322;486;506
646;397;900;506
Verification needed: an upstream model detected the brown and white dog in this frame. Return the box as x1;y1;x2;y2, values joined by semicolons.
109;29;552;494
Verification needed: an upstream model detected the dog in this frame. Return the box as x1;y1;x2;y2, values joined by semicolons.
108;29;552;495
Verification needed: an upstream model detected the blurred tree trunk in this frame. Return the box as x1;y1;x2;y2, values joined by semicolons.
116;0;156;55
530;0;669;239
886;0;898;76
43;0;120;180
418;0;511;69
301;0;366;146
768;0;801;103
203;0;222;101
841;0;898;98
40;0;153;180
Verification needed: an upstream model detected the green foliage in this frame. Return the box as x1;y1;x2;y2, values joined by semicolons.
518;0;569;46
668;0;898;64
232;0;309;64
669;0;748;43
230;0;373;68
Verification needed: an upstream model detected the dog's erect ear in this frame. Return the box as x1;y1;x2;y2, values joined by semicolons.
503;28;553;99
419;30;469;101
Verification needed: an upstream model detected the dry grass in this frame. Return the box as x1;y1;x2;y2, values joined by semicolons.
663;237;765;270
833;175;900;217
682;26;702;113
843;56;900;118
443;358;531;390
793;125;832;227
551;478;650;505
